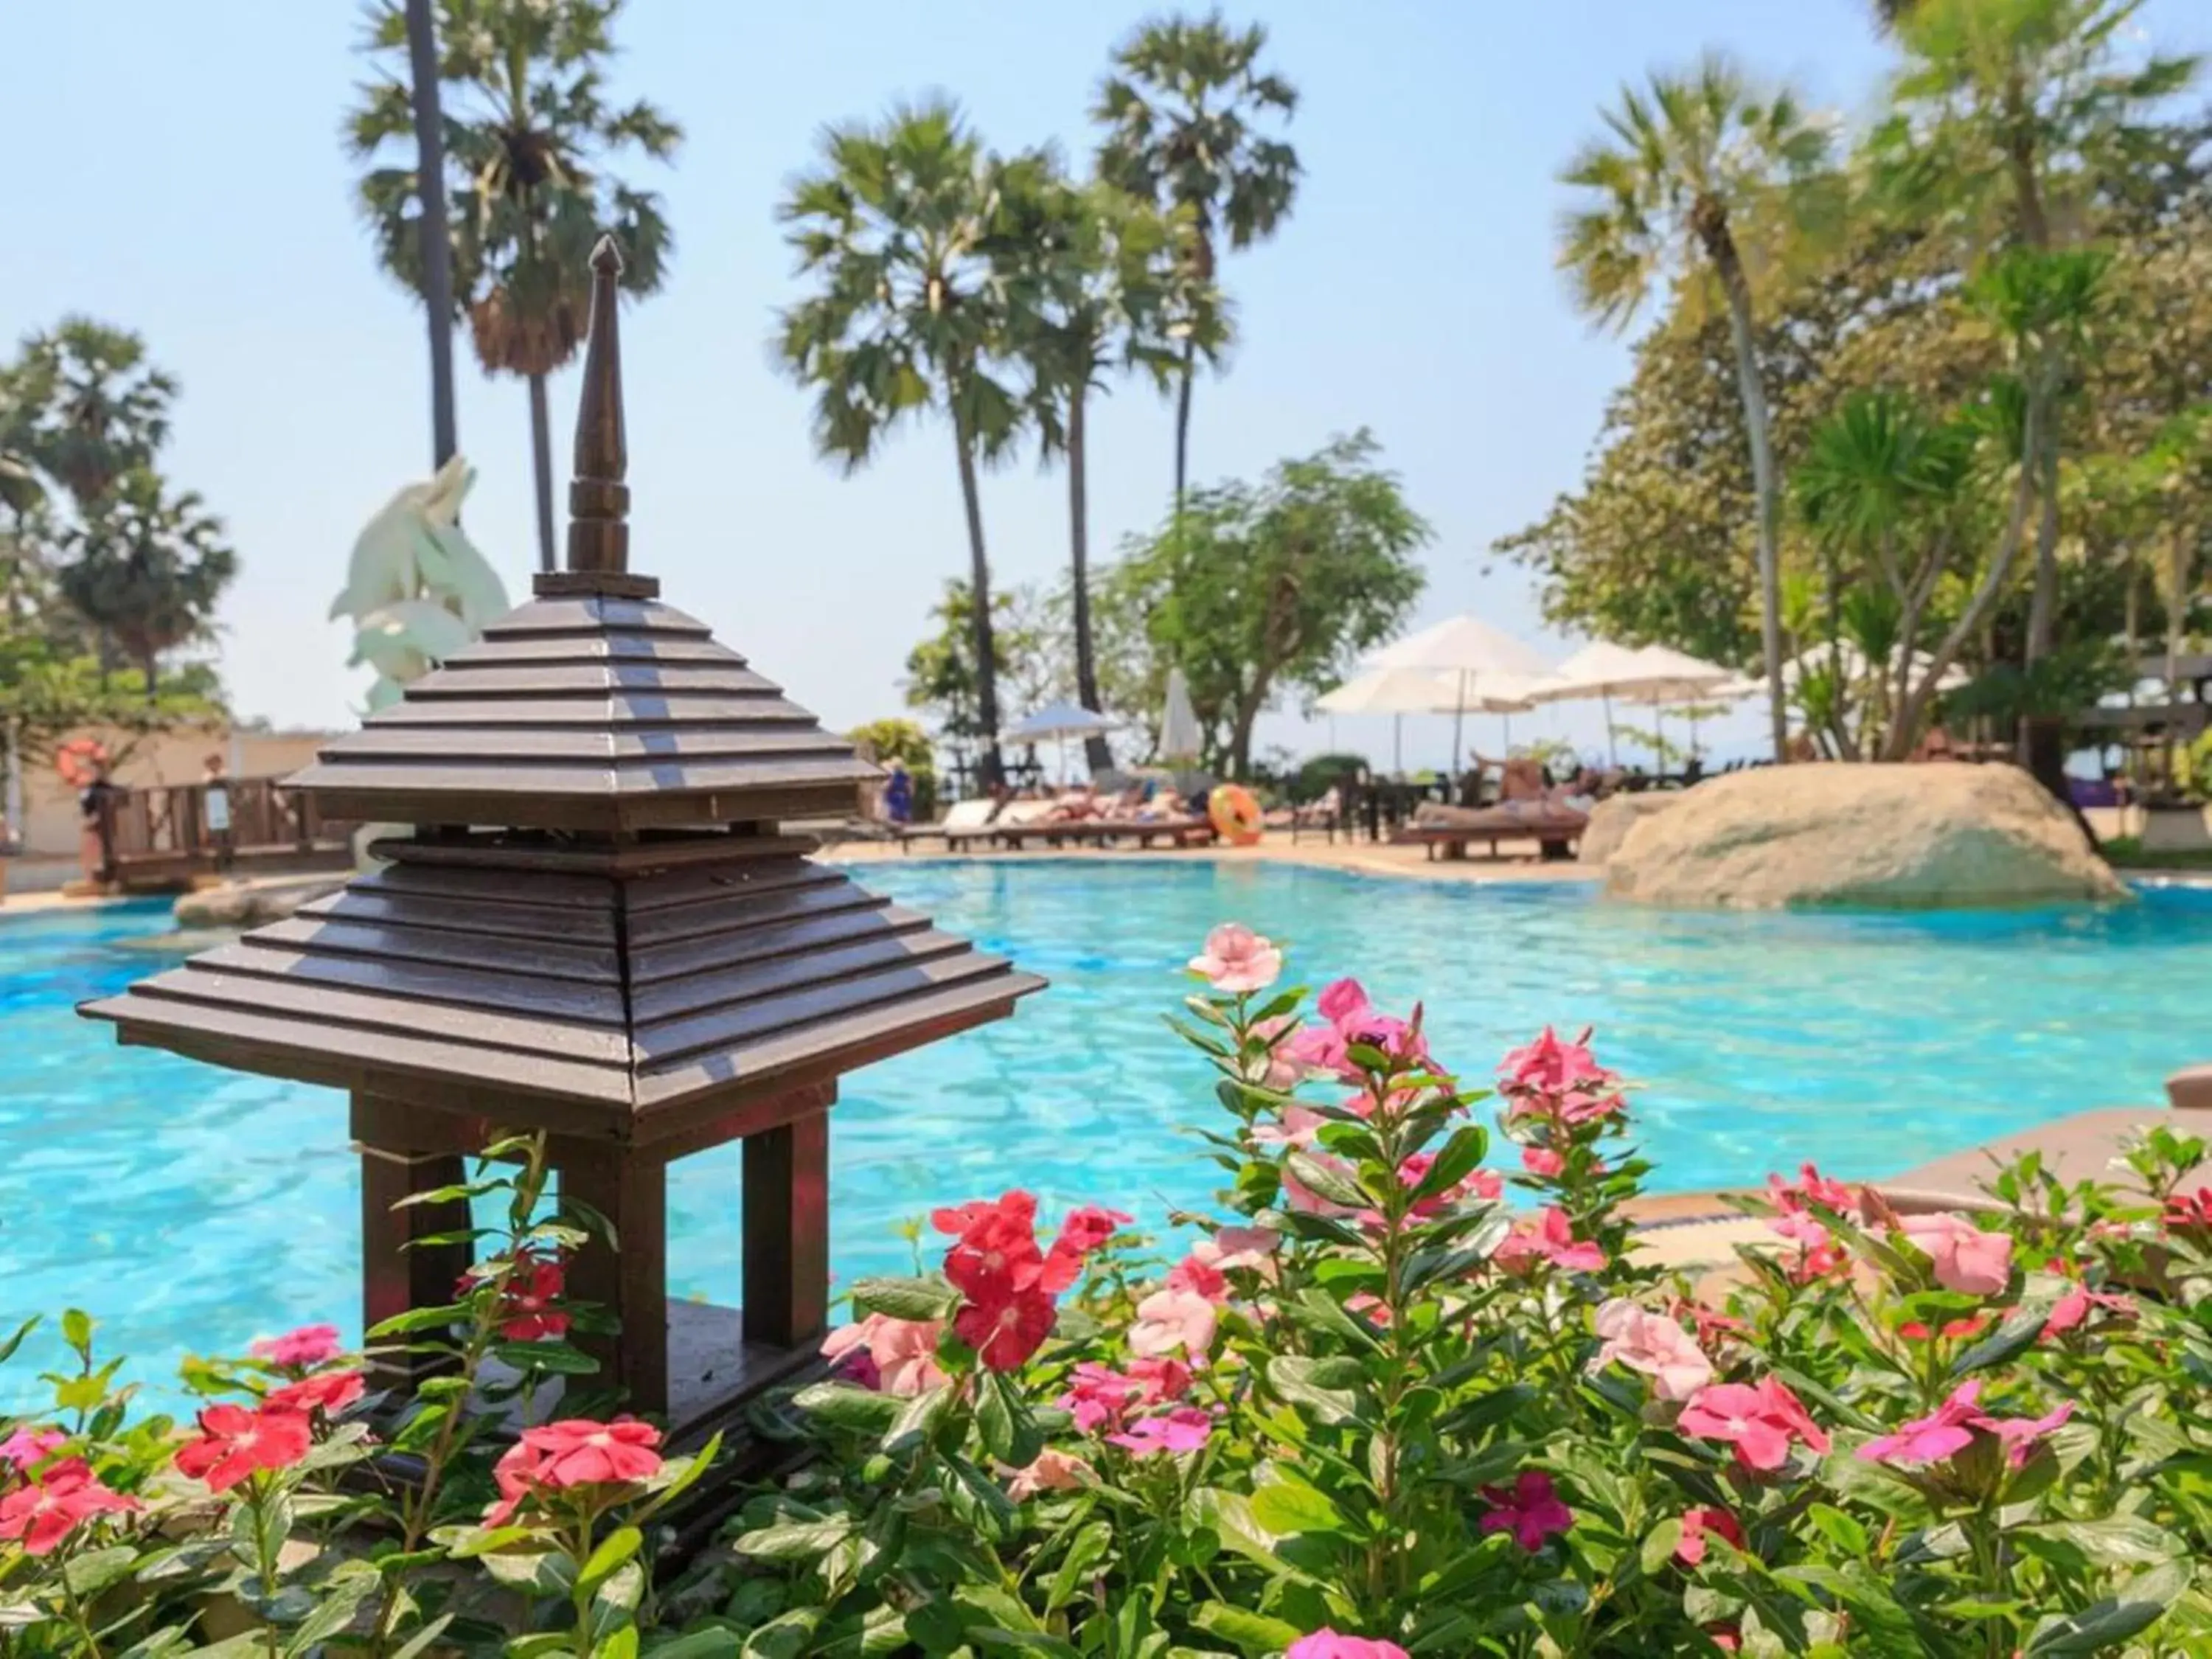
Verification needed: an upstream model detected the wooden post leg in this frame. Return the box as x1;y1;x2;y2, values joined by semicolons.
356;1138;473;1385
560;1155;669;1413
742;1111;830;1350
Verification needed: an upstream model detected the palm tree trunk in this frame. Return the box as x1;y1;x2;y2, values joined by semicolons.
404;0;459;467
528;372;556;574
142;651;159;702
952;411;1004;790
1173;337;1195;521
1710;231;1788;762
1068;387;1111;775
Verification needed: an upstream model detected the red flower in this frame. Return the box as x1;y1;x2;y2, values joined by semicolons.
1165;1253;1229;1301
265;1370;366;1416
0;1459;138;1556
1898;1313;1991;1343
2161;1187;2212;1239
484;1416;664;1523
954;1284;1057;1371
1675;1506;1745;1566
1476;1470;1573;1551
1054;1206;1133;1258
461;1251;571;1343
173;1404;313;1493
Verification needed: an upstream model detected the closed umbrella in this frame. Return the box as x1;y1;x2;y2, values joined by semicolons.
1364;615;1554;776
1158;669;1202;763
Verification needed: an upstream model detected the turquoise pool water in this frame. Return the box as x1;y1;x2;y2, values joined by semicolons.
4;867;2211;1403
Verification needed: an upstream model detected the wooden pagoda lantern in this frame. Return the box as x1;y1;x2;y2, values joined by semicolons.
81;239;1043;1439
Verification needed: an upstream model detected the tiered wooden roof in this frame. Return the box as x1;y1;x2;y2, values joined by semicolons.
82;236;1042;1131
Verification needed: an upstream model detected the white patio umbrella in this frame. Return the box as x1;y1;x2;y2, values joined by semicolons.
1004;700;1120;784
1157;669;1202;763
1363;615;1554;772
1528;641;1739;765
1317;667;1455;775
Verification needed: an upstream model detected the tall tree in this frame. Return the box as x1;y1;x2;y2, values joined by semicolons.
1875;0;2198;793
777;100;1030;789
406;0;460;465
348;0;681;570
1001;167;1179;771
58;470;237;698
1097;430;1428;777
1558;52;1832;761
1093;10;1298;519
10;321;178;507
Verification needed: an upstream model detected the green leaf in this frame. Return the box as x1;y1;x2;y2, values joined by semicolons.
389;1615;455;1659
734;1516;855;1562
1411;1124;1490;1202
1265;1354;1365;1424
596;1627;641;1659
1283;1287;1382;1351
637;1628;740;1659
364;1302;466;1340
495;1340;601;1375
579;1526;642;1597
1189;1603;1306;1655
1639;1518;1683;1577
975;1371;1018;1464
1950;1308;2048;1377
0;1315;39;1365
61;1309;93;1354
793;1381;902;1430
849;1277;960;1322
883;1383;952;1454
1043;1520;1112;1615
2017;1514;2187;1570
63;1545;139;1598
2023;1560;2191;1655
1806;1504;1869;1558
283;1575;375;1655
1248;1478;1343;1536
1284;1152;1371;1210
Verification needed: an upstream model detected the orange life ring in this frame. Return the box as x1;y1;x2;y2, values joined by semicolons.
1208;783;1265;846
55;738;108;789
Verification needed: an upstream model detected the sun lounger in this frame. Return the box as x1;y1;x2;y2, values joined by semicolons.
1391;802;1588;861
897;797;1001;852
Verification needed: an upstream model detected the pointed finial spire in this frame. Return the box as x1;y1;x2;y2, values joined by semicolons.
565;235;629;575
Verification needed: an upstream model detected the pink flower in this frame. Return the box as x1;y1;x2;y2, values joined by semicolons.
1499;1026;1621;1121
1128;1288;1218;1360
1191;1226;1277;1277
1107;1406;1214;1456
1857;1380;1989;1467
1059;1363;1144;1433
1678;1377;1829;1473
174;1404;313;1493
1344;1292;1394;1327
1898;1213;2014;1296
818;1314;948;1398
1316;978;1370;1023
249;1324;344;1371
1521;1146;1565;1177
1282;980;1431;1081
1127;1354;1194;1405
2042;1281;2133;1342
1248;1015;1304;1090
1769;1164;1855;1214
1006;1447;1093;1499
1189;924;1282;993
1858;1380;2075;1472
265;1371;366;1416
1494;1207;1606;1275
0;1460;139;1556
1390;1153;1501;1221
1675;1506;1744;1566
1252;1104;1327;1152
1287;1634;1410;1659
482;1418;664;1526
0;1428;66;1471
1592;1301;1715;1402
1478;1470;1574;1551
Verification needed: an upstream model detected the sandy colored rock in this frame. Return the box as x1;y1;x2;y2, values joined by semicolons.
173;874;343;930
1579;793;1680;867
1604;761;2126;909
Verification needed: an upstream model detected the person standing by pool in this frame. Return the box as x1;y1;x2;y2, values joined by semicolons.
203;753;234;872
883;759;914;826
78;755;122;886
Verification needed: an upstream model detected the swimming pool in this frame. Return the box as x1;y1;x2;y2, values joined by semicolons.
4;866;2209;1402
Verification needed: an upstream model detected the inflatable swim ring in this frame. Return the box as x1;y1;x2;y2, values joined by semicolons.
56;738;108;789
1208;782;1265;846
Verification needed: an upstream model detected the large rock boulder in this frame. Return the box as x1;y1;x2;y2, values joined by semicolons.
1603;762;2126;909
1579;793;1680;867
175;874;344;931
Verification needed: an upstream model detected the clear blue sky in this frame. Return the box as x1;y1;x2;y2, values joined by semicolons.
6;1;2203;769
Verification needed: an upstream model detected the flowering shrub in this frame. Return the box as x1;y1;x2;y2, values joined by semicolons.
4;925;2212;1658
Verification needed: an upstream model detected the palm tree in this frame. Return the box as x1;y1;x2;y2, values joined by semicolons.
405;0;460;465
10;321;178;507
347;0;681;571
1002;167;1179;770
776;100;1029;790
58;470;237;698
1093;10;1297;518
1558;54;1832;762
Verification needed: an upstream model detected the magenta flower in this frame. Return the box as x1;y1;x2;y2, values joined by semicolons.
1059;1363;1144;1433
1107;1406;1214;1456
248;1323;344;1371
1860;1380;2074;1471
1897;1213;2014;1296
1500;1026;1610;1096
0;1427;66;1471
1287;1635;1410;1659
1478;1470;1574;1551
1678;1377;1829;1473
1189;924;1282;993
1592;1300;1714;1402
